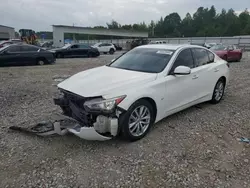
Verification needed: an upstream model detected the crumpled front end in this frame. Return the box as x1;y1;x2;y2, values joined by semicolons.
54;89;123;141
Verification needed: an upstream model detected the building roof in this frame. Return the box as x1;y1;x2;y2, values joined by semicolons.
52;25;147;34
0;25;14;29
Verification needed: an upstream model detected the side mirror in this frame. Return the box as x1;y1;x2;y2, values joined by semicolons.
174;66;191;75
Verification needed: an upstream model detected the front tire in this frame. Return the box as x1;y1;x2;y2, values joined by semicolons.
210;78;225;104
120;100;155;141
57;53;64;58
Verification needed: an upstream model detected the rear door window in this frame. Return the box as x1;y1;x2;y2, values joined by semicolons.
192;48;210;67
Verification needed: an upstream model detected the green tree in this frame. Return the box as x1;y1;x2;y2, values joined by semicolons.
239;9;250;35
181;13;194;37
106;20;121;29
163;13;181;37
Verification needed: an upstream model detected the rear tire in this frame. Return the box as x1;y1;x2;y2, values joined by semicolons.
119;100;155;141
237;54;242;62
210;78;225;104
37;59;45;66
109;48;115;55
223;55;228;62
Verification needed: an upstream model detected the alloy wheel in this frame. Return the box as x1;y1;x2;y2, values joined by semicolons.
128;105;151;137
214;81;224;101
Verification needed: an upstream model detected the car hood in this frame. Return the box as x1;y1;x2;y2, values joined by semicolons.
58;66;157;97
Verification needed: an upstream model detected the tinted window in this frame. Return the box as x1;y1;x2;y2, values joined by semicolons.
109;48;174;73
192;48;210;67
79;44;89;49
20;46;38;52
170;49;194;73
71;45;79;49
207;50;215;63
7;46;21;52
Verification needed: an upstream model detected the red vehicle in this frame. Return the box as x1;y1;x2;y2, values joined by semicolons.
210;44;243;62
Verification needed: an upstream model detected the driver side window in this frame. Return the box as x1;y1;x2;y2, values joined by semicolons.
169;48;194;74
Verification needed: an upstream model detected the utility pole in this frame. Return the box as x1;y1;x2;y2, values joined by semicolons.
152;25;155;37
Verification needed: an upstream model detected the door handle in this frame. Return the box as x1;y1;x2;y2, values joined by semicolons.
192;75;199;79
214;68;219;72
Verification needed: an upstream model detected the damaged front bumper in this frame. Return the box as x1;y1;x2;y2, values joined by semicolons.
53;90;123;141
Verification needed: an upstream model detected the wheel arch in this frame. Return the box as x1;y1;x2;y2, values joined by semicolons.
121;97;157;122
220;76;227;86
36;57;47;64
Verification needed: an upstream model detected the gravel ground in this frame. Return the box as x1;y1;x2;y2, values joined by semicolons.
0;52;250;188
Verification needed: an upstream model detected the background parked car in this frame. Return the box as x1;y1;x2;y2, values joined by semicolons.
149;41;167;44
92;43;116;54
50;43;100;58
0;44;55;66
113;43;123;51
210;44;243;62
0;39;24;48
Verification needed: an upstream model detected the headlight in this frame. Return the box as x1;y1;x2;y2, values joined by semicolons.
84;95;126;113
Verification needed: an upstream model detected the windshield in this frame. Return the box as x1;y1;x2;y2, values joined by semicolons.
109;48;174;73
210;45;227;51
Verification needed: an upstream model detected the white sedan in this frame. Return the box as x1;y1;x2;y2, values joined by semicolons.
54;44;229;141
92;42;116;54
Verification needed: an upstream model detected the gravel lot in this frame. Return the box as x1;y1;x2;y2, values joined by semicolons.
0;52;250;188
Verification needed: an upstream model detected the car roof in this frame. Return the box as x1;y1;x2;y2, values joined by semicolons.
137;44;201;50
9;43;40;48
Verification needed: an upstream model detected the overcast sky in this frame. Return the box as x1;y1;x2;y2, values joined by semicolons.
1;0;249;31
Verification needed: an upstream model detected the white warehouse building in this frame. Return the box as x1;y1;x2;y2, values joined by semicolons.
0;25;15;40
